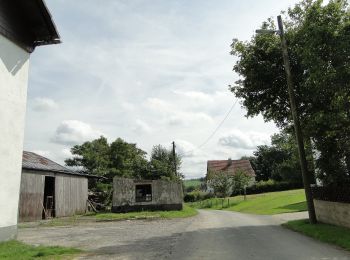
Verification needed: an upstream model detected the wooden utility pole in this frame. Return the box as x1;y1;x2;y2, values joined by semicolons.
277;15;317;224
172;141;177;177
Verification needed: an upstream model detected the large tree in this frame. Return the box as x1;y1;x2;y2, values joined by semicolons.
231;0;350;184
65;136;149;180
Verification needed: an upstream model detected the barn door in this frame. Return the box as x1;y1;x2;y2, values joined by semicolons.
42;176;55;219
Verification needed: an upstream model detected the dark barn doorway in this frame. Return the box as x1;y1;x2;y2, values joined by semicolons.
42;176;55;219
135;184;152;202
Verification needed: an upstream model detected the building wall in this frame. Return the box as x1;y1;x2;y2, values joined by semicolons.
55;175;88;217
112;178;183;212
0;34;30;241
18;171;44;222
314;199;350;229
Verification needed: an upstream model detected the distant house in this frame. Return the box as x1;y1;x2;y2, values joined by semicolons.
206;159;256;193
0;0;60;241
112;177;183;213
19;151;92;222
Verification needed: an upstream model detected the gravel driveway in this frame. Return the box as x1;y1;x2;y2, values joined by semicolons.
18;210;350;259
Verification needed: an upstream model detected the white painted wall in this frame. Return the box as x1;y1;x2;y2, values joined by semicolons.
0;34;30;240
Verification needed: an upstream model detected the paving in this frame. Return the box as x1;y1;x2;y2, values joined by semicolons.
18;210;350;260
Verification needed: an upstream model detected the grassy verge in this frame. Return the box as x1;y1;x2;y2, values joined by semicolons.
0;240;81;259
93;204;197;221
283;219;350;251
19;205;197;227
188;189;306;215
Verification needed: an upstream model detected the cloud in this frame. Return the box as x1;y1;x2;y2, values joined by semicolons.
52;120;104;145
132;119;153;134
218;130;270;150
32;97;58;111
32;150;51;158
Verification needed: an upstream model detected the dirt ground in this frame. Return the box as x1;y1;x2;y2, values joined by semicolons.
18;210;350;260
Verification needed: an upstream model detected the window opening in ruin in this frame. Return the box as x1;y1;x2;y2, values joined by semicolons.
135;184;152;202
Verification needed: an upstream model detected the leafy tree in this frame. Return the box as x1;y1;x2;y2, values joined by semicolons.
149;145;182;180
232;169;252;195
230;0;350;184
206;170;233;198
65;136;149;180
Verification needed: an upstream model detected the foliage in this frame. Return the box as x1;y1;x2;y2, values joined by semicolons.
283;219;350;251
149;145;182;180
245;179;303;195
65;138;182;182
230;0;350;184
207;170;234;197
232;169;252;194
183;190;214;202
0;240;81;259
188;189;307;215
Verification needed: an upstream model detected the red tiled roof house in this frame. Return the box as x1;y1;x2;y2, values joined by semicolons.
206;159;256;193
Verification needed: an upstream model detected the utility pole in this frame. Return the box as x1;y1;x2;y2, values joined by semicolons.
277;15;317;224
172;141;177;177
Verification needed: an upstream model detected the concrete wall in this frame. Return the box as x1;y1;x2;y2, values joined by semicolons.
314;199;350;229
112;178;183;212
0;34;30;241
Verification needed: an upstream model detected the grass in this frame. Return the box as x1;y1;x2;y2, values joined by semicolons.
0;240;81;259
184;179;202;188
19;205;197;227
93;204;197;221
283;219;350;251
188;189;307;215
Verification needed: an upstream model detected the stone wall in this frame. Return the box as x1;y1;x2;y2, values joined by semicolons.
314;199;350;229
112;178;183;212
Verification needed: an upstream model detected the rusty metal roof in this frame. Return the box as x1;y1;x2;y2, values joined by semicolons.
22;151;95;178
207;160;255;176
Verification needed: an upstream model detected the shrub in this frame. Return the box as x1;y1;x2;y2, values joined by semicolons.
312;185;350;203
244;180;302;195
184;190;214;202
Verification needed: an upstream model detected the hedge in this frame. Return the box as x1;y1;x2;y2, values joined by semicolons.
312;185;350;203
244;180;303;195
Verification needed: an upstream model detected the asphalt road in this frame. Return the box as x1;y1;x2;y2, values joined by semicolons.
18;210;350;260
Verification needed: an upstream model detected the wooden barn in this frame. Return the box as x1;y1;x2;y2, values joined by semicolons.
19;151;91;222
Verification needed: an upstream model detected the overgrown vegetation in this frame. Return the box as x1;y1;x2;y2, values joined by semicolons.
0;240;81;259
188;189;307;215
231;0;350;185
283;219;350;251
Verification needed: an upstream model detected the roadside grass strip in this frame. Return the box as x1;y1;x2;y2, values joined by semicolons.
0;240;81;259
94;204;197;221
283;219;350;251
188;189;307;215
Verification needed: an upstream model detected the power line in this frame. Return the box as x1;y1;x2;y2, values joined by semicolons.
178;99;238;157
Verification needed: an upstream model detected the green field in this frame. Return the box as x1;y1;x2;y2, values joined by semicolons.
0;240;81;259
188;189;307;215
184;179;202;188
283;219;350;251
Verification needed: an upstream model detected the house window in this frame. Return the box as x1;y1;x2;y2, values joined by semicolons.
135;184;152;202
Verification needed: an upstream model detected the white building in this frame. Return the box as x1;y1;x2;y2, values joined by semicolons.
0;1;60;241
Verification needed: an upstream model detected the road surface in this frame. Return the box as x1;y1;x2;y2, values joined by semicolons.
18;210;350;259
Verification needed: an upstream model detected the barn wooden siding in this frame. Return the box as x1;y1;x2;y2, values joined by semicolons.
18;171;44;222
55;175;88;217
19;170;88;221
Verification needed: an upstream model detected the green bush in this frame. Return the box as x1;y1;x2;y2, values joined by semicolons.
244;180;302;195
184;190;214;202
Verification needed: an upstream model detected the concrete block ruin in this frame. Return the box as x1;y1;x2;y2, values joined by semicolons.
112;177;183;212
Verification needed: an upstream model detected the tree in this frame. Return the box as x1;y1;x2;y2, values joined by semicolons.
230;0;350;184
232;169;252;196
149;145;182;180
206;170;233;198
65;136;149;180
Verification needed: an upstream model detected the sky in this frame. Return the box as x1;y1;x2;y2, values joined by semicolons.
24;0;300;179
